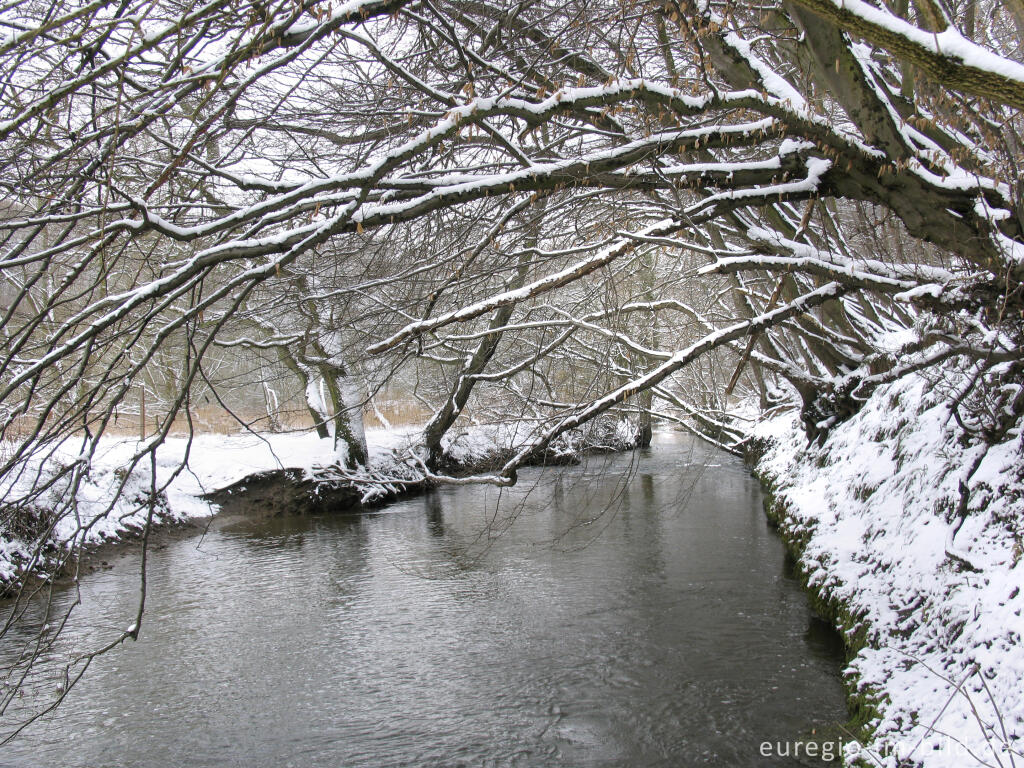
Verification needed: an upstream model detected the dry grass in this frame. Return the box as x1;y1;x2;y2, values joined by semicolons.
2;399;433;442
363;400;431;429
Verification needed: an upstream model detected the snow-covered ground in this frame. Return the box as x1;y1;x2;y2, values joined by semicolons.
0;427;425;587
0;417;636;589
754;373;1024;768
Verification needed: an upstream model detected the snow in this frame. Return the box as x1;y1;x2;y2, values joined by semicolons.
339;376;367;451
813;0;1024;86
0;416;640;588
753;372;1024;768
439;422;529;465
0;427;416;586
724;29;808;110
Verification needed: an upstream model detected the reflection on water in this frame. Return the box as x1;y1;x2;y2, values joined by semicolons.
0;434;846;767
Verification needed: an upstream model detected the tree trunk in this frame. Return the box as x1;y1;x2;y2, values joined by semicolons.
422;202;543;467
323;368;368;469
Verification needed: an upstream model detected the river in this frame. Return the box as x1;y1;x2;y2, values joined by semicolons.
0;434;847;766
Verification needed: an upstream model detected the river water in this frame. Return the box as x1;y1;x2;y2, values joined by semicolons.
1;435;847;766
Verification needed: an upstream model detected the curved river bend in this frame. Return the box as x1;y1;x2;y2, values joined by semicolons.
1;435;846;766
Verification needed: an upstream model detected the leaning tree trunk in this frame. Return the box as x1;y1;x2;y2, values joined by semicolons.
422;202;543;468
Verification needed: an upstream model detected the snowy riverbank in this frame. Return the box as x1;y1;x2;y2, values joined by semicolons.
0;418;639;592
753;374;1024;768
0;427;407;589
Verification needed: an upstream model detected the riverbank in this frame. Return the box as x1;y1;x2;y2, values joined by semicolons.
0;428;399;594
0;418;640;595
750;373;1024;768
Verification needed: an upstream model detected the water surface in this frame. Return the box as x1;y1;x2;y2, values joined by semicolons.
0;434;846;766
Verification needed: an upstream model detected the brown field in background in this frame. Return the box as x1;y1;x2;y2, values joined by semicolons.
3;400;433;442
159;399;433;436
